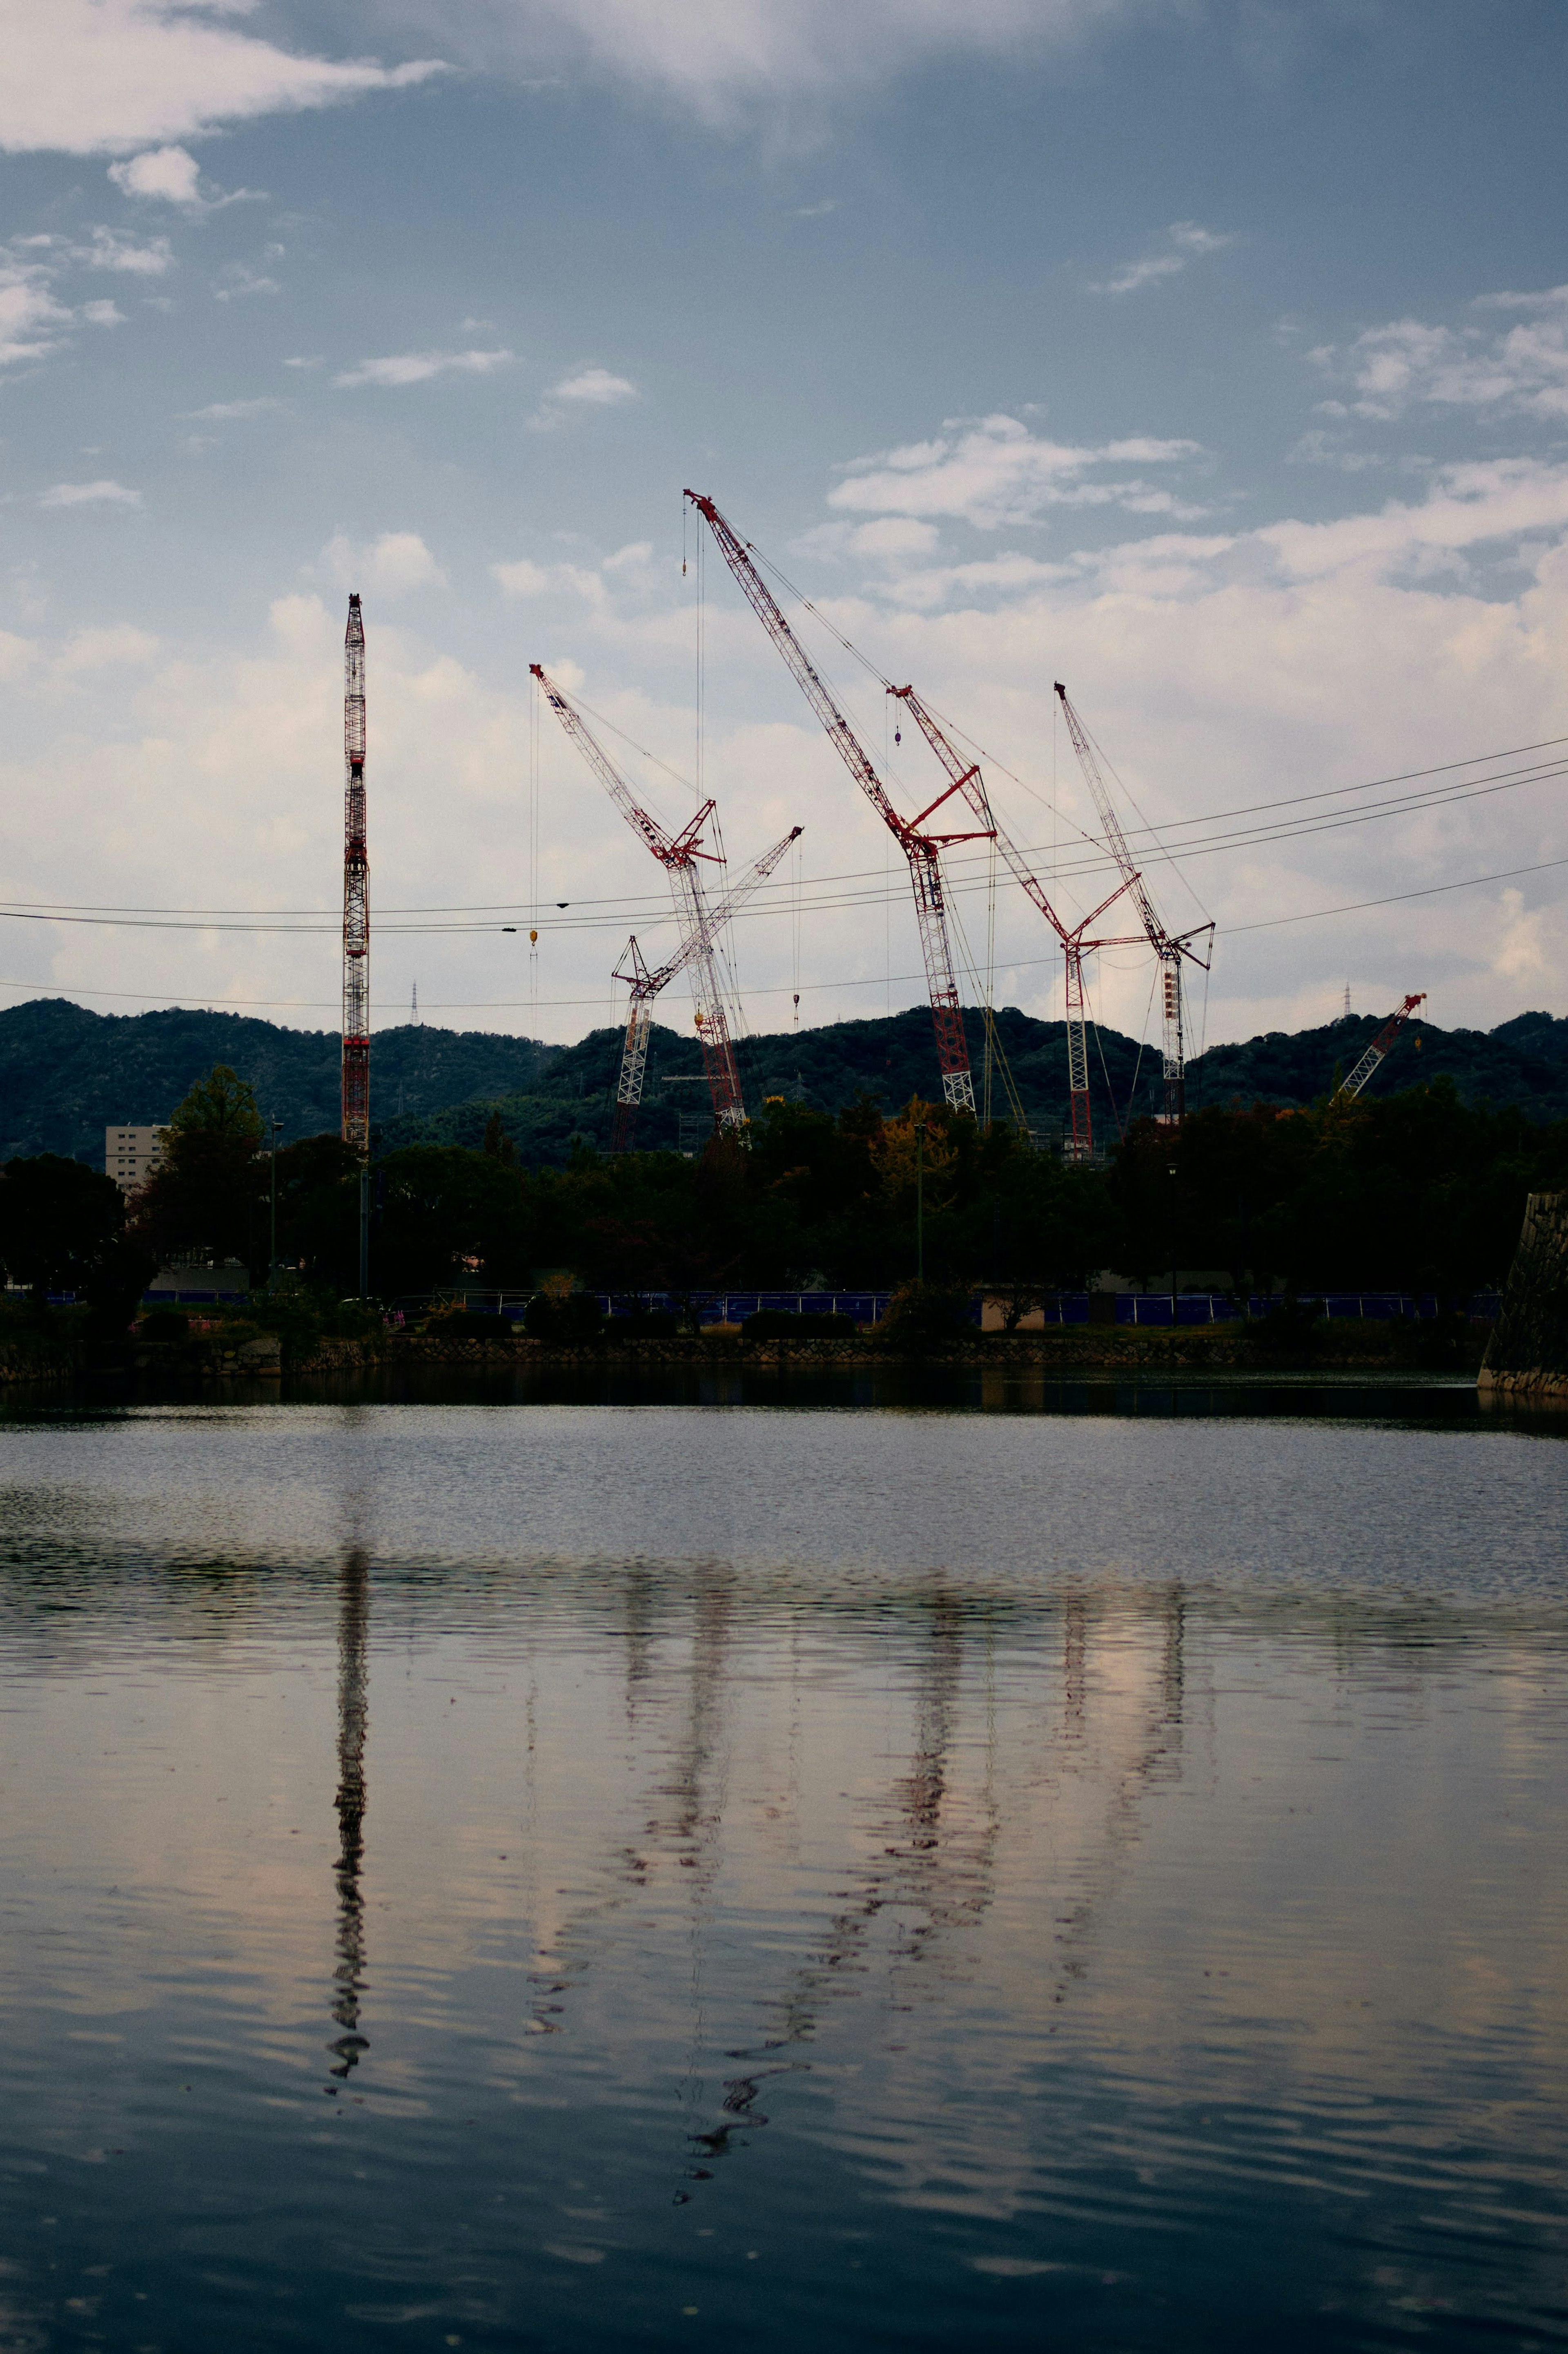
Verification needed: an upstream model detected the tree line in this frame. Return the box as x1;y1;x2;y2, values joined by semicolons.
0;1061;1561;1317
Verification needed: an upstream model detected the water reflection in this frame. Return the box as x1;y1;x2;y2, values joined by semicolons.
0;1402;1564;2353
328;1545;370;2085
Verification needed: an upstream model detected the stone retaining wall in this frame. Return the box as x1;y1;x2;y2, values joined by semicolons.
294;1323;1488;1375
1480;1192;1568;1400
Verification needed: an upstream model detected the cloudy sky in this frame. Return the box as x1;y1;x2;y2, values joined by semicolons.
2;0;1566;1070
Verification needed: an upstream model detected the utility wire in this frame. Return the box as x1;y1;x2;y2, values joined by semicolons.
4;744;1559;932
17;845;1565;1019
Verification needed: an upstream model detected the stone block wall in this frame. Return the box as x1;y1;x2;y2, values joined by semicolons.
1480;1191;1568;1401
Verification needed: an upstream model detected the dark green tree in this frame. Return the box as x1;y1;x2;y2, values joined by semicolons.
129;1064;267;1271
375;1146;532;1293
274;1134;363;1291
0;1155;155;1319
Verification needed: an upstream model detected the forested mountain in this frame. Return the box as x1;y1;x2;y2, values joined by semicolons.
0;1001;557;1164
2;994;1564;1171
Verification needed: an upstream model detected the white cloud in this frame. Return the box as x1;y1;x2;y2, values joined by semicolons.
363;0;1131;125
2;443;1566;1051
491;558;551;597
0;262;71;369
549;366;639;406
530;364;640;425
827;413;1204;528
1492;887;1550;982
282;354;323;370
71;226;174;275
1256;458;1568;583
1092;220;1236;295
212;259;281;301
1288;428;1384;473
1317;287;1568;423
80;298;126;326
333;348;515;388
850;517;941;559
108;143;200;203
53;623;160;671
39;479;142;507
0;0;445;156
109;141;263;210
323;531;447;597
491;555;610;605
183;396;283;420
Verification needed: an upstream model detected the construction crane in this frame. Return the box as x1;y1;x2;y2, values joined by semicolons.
1336;992;1426;1101
684;490;988;1116
341;595;370;1159
888;683;1144;1161
608;820;802;1150
531;664;795;1138
1054;682;1215;1126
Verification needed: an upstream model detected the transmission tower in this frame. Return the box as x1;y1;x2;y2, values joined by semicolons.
341;595;370;1157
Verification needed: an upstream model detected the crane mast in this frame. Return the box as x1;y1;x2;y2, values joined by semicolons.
532;664;793;1139
1054;682;1213;1126
888;683;1141;1159
341;595;370;1158
684;490;986;1115
1337;993;1425;1101
609;823;802;1149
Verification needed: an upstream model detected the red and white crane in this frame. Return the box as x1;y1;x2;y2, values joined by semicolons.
607;821;802;1150
684;490;989;1116
1336;993;1425;1101
531;664;798;1141
1054;682;1214;1126
887;683;1143;1161
341;594;370;1158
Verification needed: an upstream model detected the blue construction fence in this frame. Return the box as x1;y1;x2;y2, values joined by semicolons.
392;1288;1503;1329
22;1281;1497;1320
21;1290;1488;1327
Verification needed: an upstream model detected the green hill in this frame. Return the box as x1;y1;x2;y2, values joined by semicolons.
1;994;1563;1173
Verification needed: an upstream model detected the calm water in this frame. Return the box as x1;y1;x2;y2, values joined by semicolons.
0;1382;1565;2351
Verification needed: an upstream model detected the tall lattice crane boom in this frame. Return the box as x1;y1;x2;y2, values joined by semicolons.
684;490;984;1115
889;683;1141;1157
1054;681;1213;1126
532;662;796;1141
341;595;370;1157
1338;993;1425;1101
530;664;711;869
608;823;802;1150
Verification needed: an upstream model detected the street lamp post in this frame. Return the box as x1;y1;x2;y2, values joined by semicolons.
915;1119;927;1285
269;1119;283;1289
1168;1160;1178;1327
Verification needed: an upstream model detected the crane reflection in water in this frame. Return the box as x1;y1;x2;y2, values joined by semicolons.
327;1544;370;2085
510;1569;1188;2201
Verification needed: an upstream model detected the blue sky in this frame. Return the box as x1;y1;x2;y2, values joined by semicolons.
2;0;1566;1068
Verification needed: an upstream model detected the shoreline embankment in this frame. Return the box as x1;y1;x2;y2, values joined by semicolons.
0;1315;1508;1391
1480;1192;1568;1404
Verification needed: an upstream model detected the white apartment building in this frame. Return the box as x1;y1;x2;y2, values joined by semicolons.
105;1125;166;1202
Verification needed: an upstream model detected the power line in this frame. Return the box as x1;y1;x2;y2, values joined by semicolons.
0;744;1561;943
7;850;1566;1020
